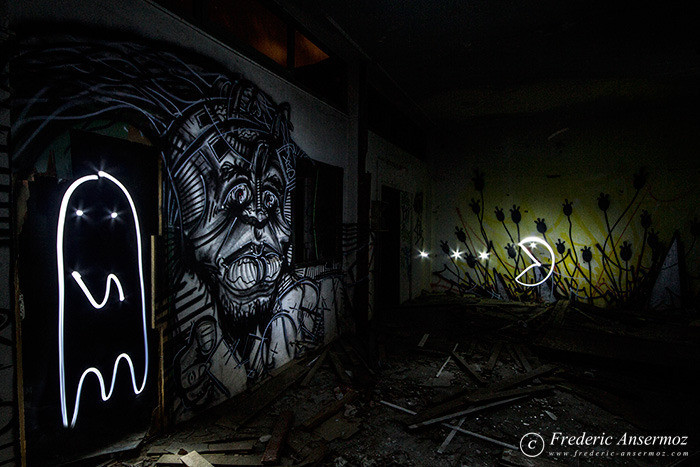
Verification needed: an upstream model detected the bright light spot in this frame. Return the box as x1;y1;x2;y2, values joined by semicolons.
478;251;490;261
451;249;462;260
76;210;84;217
419;250;429;259
110;212;118;219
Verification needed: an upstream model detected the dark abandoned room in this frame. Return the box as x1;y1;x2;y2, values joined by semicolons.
1;1;699;466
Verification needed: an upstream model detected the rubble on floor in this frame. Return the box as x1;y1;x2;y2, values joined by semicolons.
88;296;700;466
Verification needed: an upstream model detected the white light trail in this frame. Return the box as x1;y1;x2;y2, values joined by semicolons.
71;271;125;309
57;171;149;428
514;236;555;287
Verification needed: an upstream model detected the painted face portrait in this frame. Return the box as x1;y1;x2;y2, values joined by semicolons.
168;98;295;348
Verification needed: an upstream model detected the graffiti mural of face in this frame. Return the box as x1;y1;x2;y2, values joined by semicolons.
175;119;291;346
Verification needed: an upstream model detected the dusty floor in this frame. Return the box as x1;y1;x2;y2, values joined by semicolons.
98;297;699;467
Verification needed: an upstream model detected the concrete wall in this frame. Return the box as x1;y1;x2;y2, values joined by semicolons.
367;131;432;307
430;103;700;308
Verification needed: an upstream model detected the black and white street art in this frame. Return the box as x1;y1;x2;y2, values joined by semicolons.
12;37;336;421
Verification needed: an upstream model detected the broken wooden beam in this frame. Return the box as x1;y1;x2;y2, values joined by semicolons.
437;417;465;454
261;410;294;465
379;400;518;450
418;333;430;347
409;386;546;429
156;453;263;465
408;395;527;429
513;345;533;372
450;349;487;385
301;390;358;431
436;343;458;377
181;451;214;467
486;342;503;372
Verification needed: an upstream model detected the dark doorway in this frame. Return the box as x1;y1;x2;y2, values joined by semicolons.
377;186;401;311
19;131;159;465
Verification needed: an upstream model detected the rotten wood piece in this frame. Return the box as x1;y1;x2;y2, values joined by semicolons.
301;390;358;431
261;410;294;465
450;349;487;385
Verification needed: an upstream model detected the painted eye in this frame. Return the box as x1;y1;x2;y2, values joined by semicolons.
263;191;278;210
224;183;251;208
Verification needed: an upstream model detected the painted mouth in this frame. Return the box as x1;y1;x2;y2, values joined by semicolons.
217;245;283;296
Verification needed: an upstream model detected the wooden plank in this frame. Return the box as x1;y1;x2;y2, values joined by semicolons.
204;441;256;453
487;365;555;393
417;333;430;347
261;410;294;465
156;454;183;465
408;396;527;429
157;453;265;466
410;370;555;427
380;400;518;450
181;451;214;467
467;384;554;404
437;417;465;454
513;345;532;372
450;350;487;385
328;350;352;385
506;345;524;371
486;342;503;372
301;390;358;431
203;454;263;465
300;350;327;387
215;362;307;430
436;343;458;377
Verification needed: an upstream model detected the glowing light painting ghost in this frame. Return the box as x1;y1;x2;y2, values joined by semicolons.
56;171;149;428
